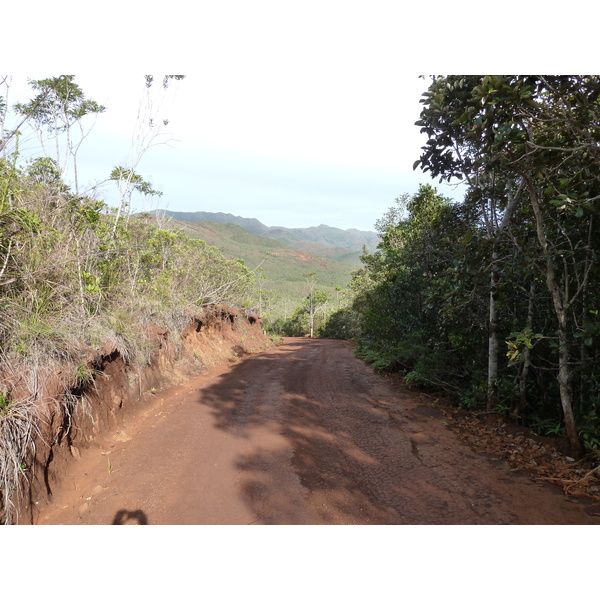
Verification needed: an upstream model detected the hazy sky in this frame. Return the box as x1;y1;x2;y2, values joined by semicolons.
4;2;584;234
3;2;472;233
7;72;463;233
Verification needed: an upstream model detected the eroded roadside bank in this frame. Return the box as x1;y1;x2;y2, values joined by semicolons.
2;306;270;524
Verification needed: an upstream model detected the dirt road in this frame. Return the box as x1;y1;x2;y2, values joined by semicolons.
35;338;598;525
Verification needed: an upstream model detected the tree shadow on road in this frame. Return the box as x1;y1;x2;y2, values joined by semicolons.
196;338;422;524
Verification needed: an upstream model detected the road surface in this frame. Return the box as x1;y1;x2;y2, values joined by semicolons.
35;338;597;525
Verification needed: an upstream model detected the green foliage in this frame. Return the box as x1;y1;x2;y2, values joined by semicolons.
272;281;337;338
12;76;106;195
506;329;544;364
352;185;477;377
110;167;163;198
14;76;106;132
347;76;600;456
72;362;99;389
25;157;67;192
0;391;10;414
0;156;262;366
318;305;361;340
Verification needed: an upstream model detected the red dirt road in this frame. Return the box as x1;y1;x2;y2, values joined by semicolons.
35;338;598;525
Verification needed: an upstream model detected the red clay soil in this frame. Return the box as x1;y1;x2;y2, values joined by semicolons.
34;338;600;525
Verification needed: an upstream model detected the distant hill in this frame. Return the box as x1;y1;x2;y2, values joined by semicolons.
150;210;380;264
144;217;357;306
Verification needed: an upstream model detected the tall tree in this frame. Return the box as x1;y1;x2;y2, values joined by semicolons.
415;75;600;457
302;272;329;338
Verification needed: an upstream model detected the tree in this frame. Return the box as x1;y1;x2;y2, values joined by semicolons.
109;167;163;237
13;76;105;193
1;76;49;160
352;185;473;376
303;272;329;338
284;289;330;338
110;75;184;234
415;75;600;457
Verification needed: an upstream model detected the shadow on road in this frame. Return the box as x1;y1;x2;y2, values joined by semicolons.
112;509;149;525
196;338;409;524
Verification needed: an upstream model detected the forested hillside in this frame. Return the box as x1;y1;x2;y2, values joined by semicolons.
324;76;600;460
144;214;358;333
144;216;356;299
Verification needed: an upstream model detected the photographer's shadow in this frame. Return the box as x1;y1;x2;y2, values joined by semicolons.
112;509;148;525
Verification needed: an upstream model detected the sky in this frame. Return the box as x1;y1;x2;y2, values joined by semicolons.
6;72;463;233
1;0;479;234
4;3;589;234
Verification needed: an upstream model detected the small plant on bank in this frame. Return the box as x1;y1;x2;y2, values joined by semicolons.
0;390;11;414
72;362;100;389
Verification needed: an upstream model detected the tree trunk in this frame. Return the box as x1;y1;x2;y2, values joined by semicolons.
487;258;499;409
524;176;582;458
486;183;520;410
72;148;79;196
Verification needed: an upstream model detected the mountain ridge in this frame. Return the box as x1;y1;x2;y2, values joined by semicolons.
150;210;380;259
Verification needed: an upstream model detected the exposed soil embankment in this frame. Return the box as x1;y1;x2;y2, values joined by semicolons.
8;307;270;525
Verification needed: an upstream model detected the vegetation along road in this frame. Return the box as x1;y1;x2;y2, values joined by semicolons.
36;338;597;525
